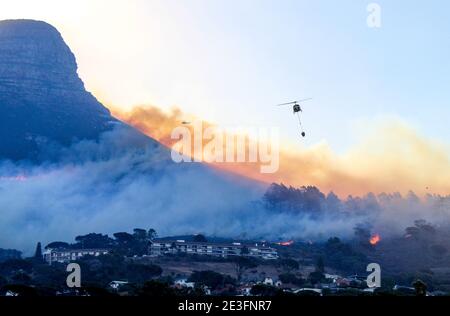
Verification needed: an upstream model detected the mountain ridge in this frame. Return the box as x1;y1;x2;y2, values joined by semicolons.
0;19;117;161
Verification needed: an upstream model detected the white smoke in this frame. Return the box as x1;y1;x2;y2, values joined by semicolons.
0;126;449;254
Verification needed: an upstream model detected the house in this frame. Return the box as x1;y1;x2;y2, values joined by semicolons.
149;240;278;260
237;286;253;296
261;277;282;287
335;278;352;287
393;285;416;295
263;277;274;286
173;279;211;295
324;273;342;282
248;244;279;260
43;248;110;264
174;279;195;289
363;288;376;293
109;281;129;291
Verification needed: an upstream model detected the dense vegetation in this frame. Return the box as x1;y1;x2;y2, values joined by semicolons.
1;184;450;296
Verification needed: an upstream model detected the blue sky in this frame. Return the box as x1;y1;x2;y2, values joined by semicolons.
155;0;450;151
1;0;449;152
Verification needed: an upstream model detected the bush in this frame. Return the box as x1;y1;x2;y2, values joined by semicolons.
126;264;163;283
188;271;235;290
250;284;284;296
279;273;305;286
138;280;176;296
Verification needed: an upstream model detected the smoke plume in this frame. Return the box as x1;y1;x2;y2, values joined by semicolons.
113;105;450;197
0;110;449;254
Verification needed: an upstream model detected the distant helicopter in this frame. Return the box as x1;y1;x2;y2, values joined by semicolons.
277;98;312;137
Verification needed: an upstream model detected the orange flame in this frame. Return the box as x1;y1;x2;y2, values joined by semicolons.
370;234;381;246
277;240;295;247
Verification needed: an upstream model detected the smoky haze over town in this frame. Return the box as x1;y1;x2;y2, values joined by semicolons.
0;5;449;299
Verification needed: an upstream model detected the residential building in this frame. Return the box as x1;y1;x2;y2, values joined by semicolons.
43;248;109;264
261;277;282;287
109;281;129;291
174;279;195;289
149;240;278;260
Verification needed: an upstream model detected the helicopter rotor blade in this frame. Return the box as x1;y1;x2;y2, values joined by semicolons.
296;98;313;103
277;101;297;106
276;98;312;106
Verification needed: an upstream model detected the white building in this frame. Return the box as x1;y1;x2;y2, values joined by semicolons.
174;279;195;289
261;277;282;287
149;240;278;260
109;281;129;291
43;248;110;264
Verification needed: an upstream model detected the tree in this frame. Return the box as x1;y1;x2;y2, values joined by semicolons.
11;272;32;285
233;257;258;281
315;257;325;274
430;244;448;258
414;220;436;235
413;279;427;297
0;259;33;275
188;271;235;289
324;238;367;273
2;284;38;297
354;226;371;246
133;229;148;241
75;233;114;249
126;264;162;282
148;229;158;241
250;284;283;296
45;242;70;250
114;232;149;256
279;273;305;286
193;234;208;243
405;227;420;239
34;242;43;262
113;232;134;244
0;275;7;287
263;183;326;216
280;259;299;273
0;249;22;263
308;271;325;285
138;280;176;296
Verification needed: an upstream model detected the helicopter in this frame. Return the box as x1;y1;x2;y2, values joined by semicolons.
277;98;312;137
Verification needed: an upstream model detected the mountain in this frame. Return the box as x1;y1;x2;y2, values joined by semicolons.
0;19;269;253
0;19;117;161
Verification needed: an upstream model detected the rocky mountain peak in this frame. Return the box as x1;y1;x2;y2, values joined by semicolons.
0;19;116;161
0;19;85;93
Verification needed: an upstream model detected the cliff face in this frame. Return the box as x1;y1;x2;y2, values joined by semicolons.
0;19;116;161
